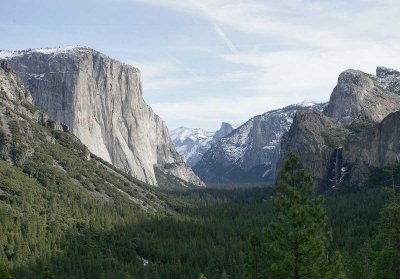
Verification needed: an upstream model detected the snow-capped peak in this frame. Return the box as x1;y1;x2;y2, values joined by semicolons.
296;100;318;107
170;122;240;166
170;127;214;144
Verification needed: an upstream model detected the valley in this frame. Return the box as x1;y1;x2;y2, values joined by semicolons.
0;45;399;279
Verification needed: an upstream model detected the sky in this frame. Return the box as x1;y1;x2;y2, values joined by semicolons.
1;0;400;131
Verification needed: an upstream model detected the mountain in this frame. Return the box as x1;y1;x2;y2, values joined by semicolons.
0;46;204;187
170;122;239;166
193;102;324;183
0;60;171;212
279;67;400;190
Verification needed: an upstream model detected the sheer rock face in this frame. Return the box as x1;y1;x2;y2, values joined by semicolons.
193;103;324;183
324;69;400;125
344;111;400;184
279;109;348;184
2;47;204;187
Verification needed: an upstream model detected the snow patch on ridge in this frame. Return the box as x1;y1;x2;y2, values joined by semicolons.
170;122;239;166
0;46;87;60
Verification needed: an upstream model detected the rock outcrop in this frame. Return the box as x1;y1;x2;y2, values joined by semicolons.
212;122;238;143
1;46;204;187
0;60;32;103
344;111;400;185
280;109;348;181
324;69;400;125
376;66;400;96
194;102;324;183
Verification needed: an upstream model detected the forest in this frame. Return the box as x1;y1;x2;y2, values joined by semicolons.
0;147;399;278
0;96;399;278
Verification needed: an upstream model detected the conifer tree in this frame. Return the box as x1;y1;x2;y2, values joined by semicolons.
245;234;263;279
262;152;346;279
0;264;14;279
373;188;400;279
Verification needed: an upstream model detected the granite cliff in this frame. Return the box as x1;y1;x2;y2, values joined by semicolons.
325;69;400;125
0;60;171;213
0;46;204;187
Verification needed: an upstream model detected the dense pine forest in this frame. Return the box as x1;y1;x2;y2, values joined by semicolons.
0;152;399;278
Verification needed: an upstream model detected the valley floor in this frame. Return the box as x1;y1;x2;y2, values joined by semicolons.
2;178;390;279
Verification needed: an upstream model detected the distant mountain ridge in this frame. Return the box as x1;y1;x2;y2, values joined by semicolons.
193;66;400;187
170;122;239;166
193;101;325;183
0;46;204;187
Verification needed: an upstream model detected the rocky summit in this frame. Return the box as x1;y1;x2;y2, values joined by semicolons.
324;68;400;125
0;46;204;187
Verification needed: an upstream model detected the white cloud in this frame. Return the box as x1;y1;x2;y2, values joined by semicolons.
128;60;193;92
135;0;400;130
213;24;238;54
222;43;400;96
150;94;285;131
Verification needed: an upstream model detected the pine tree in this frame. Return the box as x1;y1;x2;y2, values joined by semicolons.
262;152;346;279
41;267;55;279
373;188;400;279
245;234;263;279
0;264;15;279
124;272;137;279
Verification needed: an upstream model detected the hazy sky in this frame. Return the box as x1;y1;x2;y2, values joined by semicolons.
2;0;400;131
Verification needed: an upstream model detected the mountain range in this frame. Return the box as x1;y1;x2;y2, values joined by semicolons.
2;46;400;191
192;101;325;183
175;67;400;190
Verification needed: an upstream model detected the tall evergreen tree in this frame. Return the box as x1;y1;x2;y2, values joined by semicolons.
373;188;400;279
262;152;346;279
245;234;263;279
0;264;15;279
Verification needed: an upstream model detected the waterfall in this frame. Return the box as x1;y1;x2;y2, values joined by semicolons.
323;148;345;190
